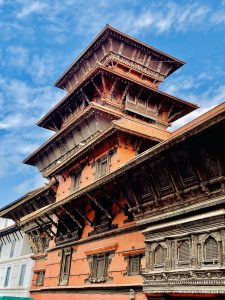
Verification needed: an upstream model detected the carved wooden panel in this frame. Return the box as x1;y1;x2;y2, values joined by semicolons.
173;149;198;187
131;169;154;203
153;160;174;196
200;146;220;180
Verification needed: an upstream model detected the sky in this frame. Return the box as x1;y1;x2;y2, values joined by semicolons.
1;0;225;207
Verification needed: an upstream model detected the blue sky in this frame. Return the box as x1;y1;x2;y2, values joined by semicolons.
1;0;225;207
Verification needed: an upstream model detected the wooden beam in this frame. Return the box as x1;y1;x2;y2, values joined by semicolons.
110;78;118;97
44;213;63;237
81;88;91;104
168;109;183;122
101;73;106;95
37;217;57;237
92;79;102;96
86;193;112;220
75;208;93;226
121;174;142;212
168;103;175;118
164;156;182;201
121;83;130;102
114;180;134;213
60;206;83;229
34;219;53;239
102;187;128;215
53;210;71;233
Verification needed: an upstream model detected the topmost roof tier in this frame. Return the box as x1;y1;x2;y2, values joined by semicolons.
54;24;185;92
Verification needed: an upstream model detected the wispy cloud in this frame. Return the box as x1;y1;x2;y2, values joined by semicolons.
162;67;225;129
13;173;46;195
16;1;47;19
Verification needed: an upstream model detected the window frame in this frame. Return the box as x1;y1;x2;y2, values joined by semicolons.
36;271;45;286
4;266;11;287
96;155;110;179
89;252;110;283
204;236;219;265
70;171;81;191
177;240;190;265
154;244;167;268
59;247;73;286
0;243;2;258
9;240;16;258
127;254;142;276
19;264;26;286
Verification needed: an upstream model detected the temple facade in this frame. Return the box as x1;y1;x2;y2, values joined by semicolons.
1;25;225;300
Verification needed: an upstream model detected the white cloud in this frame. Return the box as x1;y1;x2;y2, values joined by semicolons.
16;1;47;19
13;173;46;195
0;113;34;129
7;46;29;69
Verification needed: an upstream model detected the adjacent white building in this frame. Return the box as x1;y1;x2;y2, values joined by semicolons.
0;217;34;298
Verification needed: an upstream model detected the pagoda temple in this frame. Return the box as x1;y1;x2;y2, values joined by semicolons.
1;25;225;300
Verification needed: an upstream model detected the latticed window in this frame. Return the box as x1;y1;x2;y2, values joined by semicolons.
59;248;72;285
96;155;110;179
204;236;218;262
154;245;166;266
71;172;81;191
36;271;45;286
89;253;110;282
178;241;189;263
127;255;141;275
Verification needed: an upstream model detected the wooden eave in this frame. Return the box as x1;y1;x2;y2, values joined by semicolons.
35;117;170;178
54;24;185;89
0;224;19;238
24;103;122;166
112;118;171;142
0;185;55;219
38;65;197;130
18;102;225;225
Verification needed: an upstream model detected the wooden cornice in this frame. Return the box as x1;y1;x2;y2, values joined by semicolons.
0;185;55;218
24;103;122;165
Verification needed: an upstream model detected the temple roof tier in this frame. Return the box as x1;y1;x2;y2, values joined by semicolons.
24;115;166;178
54;25;185;92
37;66;198;131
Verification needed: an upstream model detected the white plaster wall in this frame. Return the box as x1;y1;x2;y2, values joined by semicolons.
0;218;34;297
0;218;14;230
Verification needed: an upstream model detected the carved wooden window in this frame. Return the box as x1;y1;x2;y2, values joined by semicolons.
59;247;72;285
36;271;45;286
127;255;141;275
204;236;218;264
89;253;109;282
154;245;166;267
178;241;189;264
4;266;11;287
71;172;81;191
96;155;110;179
